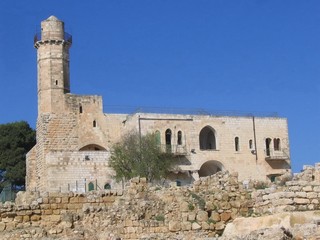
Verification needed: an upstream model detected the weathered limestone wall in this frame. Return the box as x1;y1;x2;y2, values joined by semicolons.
0;172;253;240
125;113;290;181
44;151;117;193
254;181;320;214
5;167;320;239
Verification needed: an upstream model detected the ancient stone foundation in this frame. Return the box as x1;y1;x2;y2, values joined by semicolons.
2;169;320;239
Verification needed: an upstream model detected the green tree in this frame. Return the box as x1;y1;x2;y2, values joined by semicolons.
109;131;175;182
0;121;36;190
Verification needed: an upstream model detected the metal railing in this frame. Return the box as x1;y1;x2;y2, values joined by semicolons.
265;148;289;160
0;183;16;203
34;32;72;44
160;144;188;156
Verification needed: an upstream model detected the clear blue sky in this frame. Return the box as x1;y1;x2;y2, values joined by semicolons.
0;1;319;173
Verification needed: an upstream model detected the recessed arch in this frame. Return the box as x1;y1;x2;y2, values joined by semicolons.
198;160;224;177
79;144;106;151
199;126;216;150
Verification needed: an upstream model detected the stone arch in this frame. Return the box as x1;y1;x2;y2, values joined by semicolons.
199;126;216;150
79;144;106;151
198;160;224;177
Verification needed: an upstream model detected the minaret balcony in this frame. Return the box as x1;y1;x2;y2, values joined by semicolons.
34;32;72;45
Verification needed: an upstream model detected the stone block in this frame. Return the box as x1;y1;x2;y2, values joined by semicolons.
44;209;53;215
306;192;318;199
31;215;41;221
201;221;210;230
40;204;51;210
69;197;79;203
50;215;61;222
180;201;189;212
61;197;69;203
0;222;5;231
51;203;58;209
215;221;225;231
23;215;30;222
181;221;191;231
295;192;307;198
192;222;201;230
188;213;196;221
5;222;16;231
294;198;310;204
302;186;313;192
220;212;231;222
196;210;208;222
210;212;220;222
169;220;181;232
14;215;23;223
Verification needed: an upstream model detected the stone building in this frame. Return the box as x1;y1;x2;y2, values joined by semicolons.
26;16;291;193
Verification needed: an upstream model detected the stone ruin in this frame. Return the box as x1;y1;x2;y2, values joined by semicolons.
1;164;320;239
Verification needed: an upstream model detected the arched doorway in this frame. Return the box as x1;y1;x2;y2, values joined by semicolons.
88;182;95;191
198;160;224;177
199;126;216;150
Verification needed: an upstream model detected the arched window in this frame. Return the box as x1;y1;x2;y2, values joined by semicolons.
274;138;281;151
265;138;272;156
235;137;239;151
165;129;172;153
79;105;83;113
177;131;182;145
249;139;253;149
199;126;216;150
155;130;161;145
93;120;97;127
104;183;111;190
88;182;95;191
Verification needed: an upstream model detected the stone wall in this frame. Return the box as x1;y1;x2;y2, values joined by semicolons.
0;171;254;240
3;169;320;239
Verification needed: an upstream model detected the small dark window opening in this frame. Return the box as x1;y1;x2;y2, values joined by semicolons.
269;175;277;182
55;80;58;85
249;139;253;149
104;183;111;190
266;138;272;156
176;180;181;186
177;131;182;145
79;105;83;113
165;129;172;153
274;138;281;151
235;137;239;151
93;120;97;128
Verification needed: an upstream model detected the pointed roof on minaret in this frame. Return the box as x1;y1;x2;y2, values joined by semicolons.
46;15;60;21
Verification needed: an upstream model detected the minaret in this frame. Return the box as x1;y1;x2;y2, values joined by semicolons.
34;16;72;113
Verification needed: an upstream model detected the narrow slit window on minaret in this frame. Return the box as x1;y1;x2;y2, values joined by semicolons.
79;105;83;113
55;80;58;85
93;120;97;128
